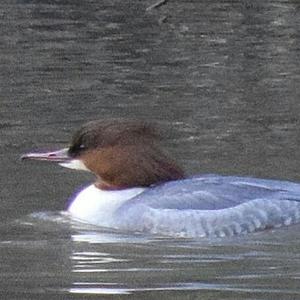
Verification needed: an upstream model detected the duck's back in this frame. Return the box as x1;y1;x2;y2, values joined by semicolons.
114;175;300;237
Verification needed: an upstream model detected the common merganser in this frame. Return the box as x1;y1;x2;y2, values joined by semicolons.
22;119;300;238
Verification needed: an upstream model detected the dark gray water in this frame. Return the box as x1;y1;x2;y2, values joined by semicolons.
1;0;300;298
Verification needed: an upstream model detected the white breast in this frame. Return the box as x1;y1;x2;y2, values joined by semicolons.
67;184;146;227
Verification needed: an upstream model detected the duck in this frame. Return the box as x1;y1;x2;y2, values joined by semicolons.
22;119;300;238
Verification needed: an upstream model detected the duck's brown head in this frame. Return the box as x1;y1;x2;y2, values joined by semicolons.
22;119;185;190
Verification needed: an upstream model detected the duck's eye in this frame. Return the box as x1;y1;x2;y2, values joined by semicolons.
68;143;87;157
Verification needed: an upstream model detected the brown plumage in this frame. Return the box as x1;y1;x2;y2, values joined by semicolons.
68;119;185;189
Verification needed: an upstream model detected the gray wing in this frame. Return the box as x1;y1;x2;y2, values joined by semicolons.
119;174;300;211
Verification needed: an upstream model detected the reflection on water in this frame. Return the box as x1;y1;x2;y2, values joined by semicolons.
67;224;300;298
1;213;300;298
1;0;300;298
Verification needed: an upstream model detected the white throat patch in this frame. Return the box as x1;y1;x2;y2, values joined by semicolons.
59;159;90;171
